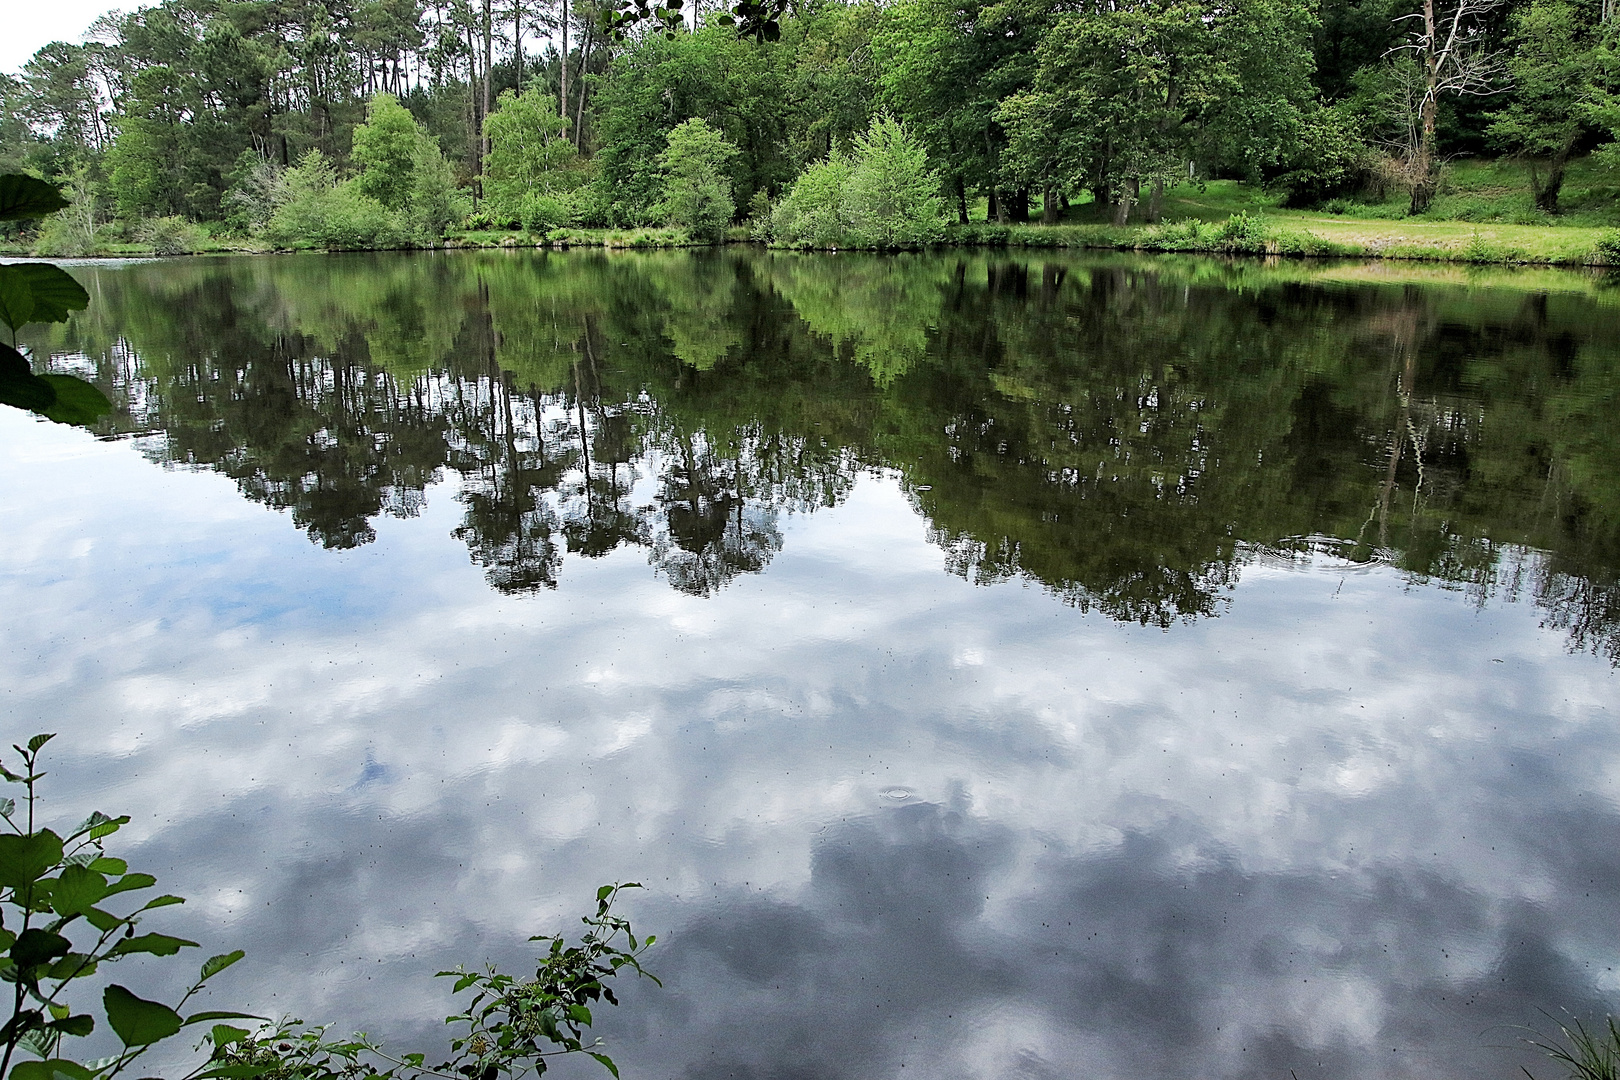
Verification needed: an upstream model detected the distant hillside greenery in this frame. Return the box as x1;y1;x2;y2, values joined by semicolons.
3;0;1620;253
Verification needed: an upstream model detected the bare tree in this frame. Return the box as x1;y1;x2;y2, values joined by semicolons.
1390;0;1505;213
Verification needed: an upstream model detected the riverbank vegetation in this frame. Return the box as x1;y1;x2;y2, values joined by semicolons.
0;734;655;1080
3;0;1620;262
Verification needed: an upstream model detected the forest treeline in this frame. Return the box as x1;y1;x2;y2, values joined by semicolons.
3;0;1620;251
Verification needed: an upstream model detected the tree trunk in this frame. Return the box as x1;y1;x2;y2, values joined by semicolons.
482;0;493;165
1146;177;1164;223
559;0;570;132
1008;187;1030;223
1533;138;1575;213
573;29;592;147
1408;0;1440;215
1040;182;1059;224
1112;177;1138;226
514;0;524;90
989;188;1003;224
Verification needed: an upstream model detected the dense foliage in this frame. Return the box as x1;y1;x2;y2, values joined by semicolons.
2;0;1619;248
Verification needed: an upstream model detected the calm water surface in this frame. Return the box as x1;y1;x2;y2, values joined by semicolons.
4;249;1619;1080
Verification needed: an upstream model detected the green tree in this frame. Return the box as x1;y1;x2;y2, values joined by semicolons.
844;113;944;247
354;93;425;210
656;117;740;241
1488;0;1594;213
482;86;580;226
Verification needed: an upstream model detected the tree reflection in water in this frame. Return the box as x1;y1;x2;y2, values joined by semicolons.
25;248;1620;660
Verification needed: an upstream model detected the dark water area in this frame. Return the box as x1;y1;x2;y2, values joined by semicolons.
3;248;1619;1080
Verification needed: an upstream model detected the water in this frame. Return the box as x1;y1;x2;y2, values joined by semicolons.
3;248;1619;1080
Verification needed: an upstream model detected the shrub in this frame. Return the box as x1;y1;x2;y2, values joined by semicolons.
135;215;206;255
772;115;944;249
520;192;571;234
843;114;945;248
656;118;740;243
1210;211;1271;253
222;153;289;234
264;151;405;250
747;188;773;242
406;136;467;241
1273;104;1371;208
32;168;105;257
1595;230;1620;264
772;155;854;247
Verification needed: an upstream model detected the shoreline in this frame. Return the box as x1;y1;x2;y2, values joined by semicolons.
3;217;1613;267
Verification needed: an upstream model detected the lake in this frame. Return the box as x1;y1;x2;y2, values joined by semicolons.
4;248;1619;1080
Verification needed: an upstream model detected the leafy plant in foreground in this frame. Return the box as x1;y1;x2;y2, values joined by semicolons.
210;885;657;1080
1;735;657;1080
0;733;256;1080
0;174;112;426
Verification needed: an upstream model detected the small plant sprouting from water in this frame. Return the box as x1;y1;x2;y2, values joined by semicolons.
0;735;656;1080
1523;1011;1620;1080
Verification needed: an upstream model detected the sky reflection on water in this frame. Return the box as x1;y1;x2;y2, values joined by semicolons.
3;250;1619;1080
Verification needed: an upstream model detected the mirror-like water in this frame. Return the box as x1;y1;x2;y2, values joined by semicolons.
4;248;1619;1080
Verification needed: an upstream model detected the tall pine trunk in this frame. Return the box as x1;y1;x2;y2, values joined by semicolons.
574;27;592;147
559;0;570;135
482;0;493;165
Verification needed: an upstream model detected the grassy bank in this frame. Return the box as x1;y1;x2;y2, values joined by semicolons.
947;161;1620;265
5;159;1617;265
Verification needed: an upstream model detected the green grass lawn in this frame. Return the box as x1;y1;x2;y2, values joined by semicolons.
959;158;1620;265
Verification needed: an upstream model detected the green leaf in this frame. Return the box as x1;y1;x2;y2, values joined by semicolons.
199;950;245;981
0;176;70;222
586;1051;621;1079
46;952;98;980
567;1004;592;1026
85;815;129;841
47;1014;95;1037
39;374;112;426
0;342;56;414
183;1010;262;1027
12;928;72;968
0;829;63;887
192;1065;277;1080
103;984;183;1046
25;734;56;754
110;932;199;958
0;266;37;332
103;872;158;897
8;1059;94;1080
88;857;128;875
0;265;88;326
596;885;614;903
70;812;128;841
139;894;186;911
82;907;122;932
209;1023;250;1047
51;863;110;916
